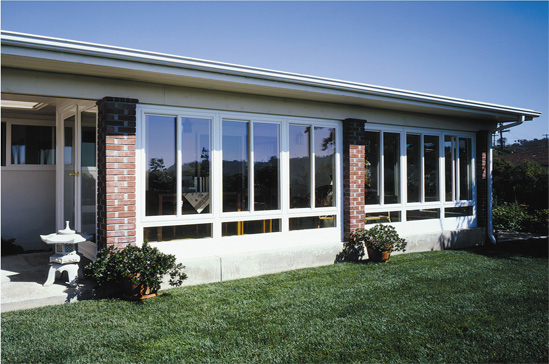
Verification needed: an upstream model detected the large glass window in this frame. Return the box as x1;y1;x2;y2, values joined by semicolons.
289;125;311;208
315;127;336;207
424;135;439;202
445;135;473;202
365;131;380;205
364;127;473;225
384;132;400;204
11;125;55;165
182;118;211;214
406;134;421;203
254;123;279;211
142;108;339;242
146;115;176;216
223;120;249;212
459;138;473;200
1;122;6;166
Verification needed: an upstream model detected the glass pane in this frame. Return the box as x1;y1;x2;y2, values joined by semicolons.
406;134;421;203
424;135;439;202
144;224;212;242
365;131;380;204
444;136;454;201
223;120;249;212
1;122;6;166
445;206;473;217
146;115;176;216
289;125;311;208
365;211;401;224
81;117;97;236
181;118;211;214
11;125;56;164
315;127;336;207
254;123;280;211
459;138;473;200
407;208;440;221
289;215;336;231
222;219;281;236
384;132;400;204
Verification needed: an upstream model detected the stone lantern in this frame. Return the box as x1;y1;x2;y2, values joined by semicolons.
40;221;88;287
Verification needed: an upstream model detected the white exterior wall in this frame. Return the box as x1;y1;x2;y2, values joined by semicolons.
1;170;56;250
2;68;496;132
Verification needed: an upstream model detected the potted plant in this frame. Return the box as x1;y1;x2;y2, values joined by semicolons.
85;242;187;300
349;224;407;262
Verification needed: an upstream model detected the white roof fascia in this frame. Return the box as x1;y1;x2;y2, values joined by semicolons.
1;30;542;121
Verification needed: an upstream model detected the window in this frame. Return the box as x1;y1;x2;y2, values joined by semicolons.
140;107;340;242
424;135;439;202
445;136;473;202
364;126;474;226
407;134;421;203
145;115;177;216
289;125;310;208
11;125;55;165
384;133;400;204
1;122;6;166
254;123;280;211
182;118;211;215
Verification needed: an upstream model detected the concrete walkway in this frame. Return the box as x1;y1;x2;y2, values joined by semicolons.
1;252;94;313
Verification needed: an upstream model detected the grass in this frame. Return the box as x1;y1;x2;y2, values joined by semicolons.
2;240;548;363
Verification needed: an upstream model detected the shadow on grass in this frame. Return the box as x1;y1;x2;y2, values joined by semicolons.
468;237;548;260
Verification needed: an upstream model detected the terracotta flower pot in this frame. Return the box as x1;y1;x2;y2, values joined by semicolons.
366;247;391;262
120;276;158;300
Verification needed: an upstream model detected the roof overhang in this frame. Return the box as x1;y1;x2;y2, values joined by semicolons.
1;30;542;123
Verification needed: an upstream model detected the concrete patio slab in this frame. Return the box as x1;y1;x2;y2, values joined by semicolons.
1;252;94;313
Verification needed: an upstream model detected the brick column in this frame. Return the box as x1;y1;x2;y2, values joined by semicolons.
343;119;367;240
96;97;138;250
476;130;490;230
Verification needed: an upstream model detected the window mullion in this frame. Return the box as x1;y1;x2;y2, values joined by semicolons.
310;126;315;208
249;121;254;212
420;134;425;204
176;116;182;217
379;131;385;205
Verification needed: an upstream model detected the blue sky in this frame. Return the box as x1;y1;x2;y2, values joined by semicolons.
2;1;547;143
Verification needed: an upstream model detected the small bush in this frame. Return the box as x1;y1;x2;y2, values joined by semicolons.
85;242;187;298
493;203;529;232
349;224;407;254
493;203;548;235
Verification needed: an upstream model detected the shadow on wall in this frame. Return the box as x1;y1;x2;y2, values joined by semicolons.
334;239;365;263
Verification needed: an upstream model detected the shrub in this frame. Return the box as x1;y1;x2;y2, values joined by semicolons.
493;203;549;235
350;224;407;253
85;242;187;298
493;203;529;232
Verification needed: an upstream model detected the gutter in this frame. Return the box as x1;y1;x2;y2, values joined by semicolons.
486;115;526;244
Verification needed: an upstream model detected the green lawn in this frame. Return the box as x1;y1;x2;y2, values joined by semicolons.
2;241;548;364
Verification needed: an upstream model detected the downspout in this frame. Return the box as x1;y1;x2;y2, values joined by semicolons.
487;115;526;244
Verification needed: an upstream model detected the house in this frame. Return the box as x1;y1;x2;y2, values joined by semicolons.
1;31;541;284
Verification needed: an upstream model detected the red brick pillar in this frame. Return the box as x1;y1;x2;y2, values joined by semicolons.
343;119;367;240
96;97;138;250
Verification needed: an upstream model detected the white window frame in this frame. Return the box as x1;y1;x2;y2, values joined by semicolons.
363;123;476;235
136;105;342;248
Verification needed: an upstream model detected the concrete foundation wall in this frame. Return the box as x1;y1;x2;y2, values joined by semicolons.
166;227;486;287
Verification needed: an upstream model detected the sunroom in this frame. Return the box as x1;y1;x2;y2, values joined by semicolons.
1;31;541;284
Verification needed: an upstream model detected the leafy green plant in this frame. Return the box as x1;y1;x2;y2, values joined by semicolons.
85;242;187;298
350;224;407;253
